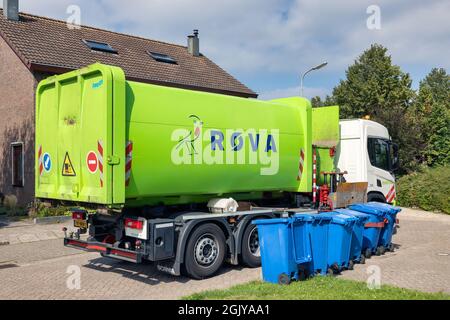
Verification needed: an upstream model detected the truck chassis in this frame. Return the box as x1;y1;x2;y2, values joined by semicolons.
64;208;315;279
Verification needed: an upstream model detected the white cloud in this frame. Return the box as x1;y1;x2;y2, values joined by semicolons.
10;0;449;95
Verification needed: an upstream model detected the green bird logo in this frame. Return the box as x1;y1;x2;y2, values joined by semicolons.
176;115;203;155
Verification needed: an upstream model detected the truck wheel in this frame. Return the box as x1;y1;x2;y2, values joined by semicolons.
367;192;386;203
241;223;261;268
184;223;226;280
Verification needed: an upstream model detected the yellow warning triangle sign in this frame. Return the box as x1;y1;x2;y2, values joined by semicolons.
62;152;76;176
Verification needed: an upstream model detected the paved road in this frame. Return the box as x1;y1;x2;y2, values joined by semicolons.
0;208;448;299
0;218;70;245
338;208;450;293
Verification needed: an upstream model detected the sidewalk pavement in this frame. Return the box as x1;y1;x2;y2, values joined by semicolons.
0;218;72;245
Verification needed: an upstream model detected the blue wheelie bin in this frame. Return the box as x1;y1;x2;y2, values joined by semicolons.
291;215;314;279
333;209;370;265
253;216;312;285
348;202;397;256
359;202;401;252
298;214;332;275
319;213;357;273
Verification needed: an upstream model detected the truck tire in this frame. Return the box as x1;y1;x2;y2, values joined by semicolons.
184;223;226;280
241;223;261;268
367;192;386;203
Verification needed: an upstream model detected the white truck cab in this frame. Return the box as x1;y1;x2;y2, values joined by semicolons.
337;119;399;204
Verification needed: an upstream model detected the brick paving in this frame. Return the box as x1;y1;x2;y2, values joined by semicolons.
338;208;450;294
0;208;448;299
0;219;70;245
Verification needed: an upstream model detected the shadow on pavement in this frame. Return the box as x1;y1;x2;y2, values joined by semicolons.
84;256;243;286
0;218;9;228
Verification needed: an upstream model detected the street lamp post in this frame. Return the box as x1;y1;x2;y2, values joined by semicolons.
300;62;328;97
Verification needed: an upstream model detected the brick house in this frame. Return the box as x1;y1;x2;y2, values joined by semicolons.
0;5;257;207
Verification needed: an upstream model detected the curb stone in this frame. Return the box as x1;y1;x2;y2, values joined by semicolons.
33;216;71;225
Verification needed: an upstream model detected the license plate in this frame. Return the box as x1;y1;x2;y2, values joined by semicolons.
74;219;88;229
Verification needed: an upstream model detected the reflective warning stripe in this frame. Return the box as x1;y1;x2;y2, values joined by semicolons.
386;185;395;203
98;140;104;188
38;145;43;176
296;148;305;181
125;141;133;187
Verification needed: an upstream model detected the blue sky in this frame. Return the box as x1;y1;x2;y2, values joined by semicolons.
8;0;450;99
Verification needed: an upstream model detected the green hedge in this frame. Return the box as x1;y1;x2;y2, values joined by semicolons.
397;166;450;214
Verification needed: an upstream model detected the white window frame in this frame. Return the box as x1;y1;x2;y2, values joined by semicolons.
11;142;24;187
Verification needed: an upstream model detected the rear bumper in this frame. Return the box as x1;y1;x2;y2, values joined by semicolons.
64;238;143;263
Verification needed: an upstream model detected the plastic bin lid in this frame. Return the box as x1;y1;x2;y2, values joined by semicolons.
334;209;370;221
252;218;291;225
348;203;387;217
364;202;401;215
310;214;332;222
319;212;357;226
293;214;314;222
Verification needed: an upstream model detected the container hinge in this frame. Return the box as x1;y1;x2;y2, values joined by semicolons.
107;155;120;165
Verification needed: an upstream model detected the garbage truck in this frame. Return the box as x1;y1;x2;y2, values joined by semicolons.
35;63;398;279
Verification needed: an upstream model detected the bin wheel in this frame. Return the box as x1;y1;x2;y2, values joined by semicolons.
376;246;386;255
241;223;261;268
303;269;310;279
326;268;334;276
364;248;372;259
298;266;309;281
388;243;395;252
359;254;366;264
375;246;383;256
348;260;354;270
278;273;291;285
184;223;226;280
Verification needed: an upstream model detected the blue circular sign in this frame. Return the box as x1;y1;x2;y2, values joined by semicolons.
43;153;52;172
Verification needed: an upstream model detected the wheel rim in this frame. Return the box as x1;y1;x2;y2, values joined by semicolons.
248;226;260;257
194;233;219;267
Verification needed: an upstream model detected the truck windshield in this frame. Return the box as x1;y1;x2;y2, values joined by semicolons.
368;137;390;171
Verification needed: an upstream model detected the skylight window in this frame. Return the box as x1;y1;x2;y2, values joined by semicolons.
148;51;177;64
83;40;118;54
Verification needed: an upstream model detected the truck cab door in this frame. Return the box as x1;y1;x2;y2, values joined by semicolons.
366;137;396;203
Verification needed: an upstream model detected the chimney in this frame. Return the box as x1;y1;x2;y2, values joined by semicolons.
187;29;200;57
3;0;19;21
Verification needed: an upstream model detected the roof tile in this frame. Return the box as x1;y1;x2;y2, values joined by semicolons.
0;10;257;97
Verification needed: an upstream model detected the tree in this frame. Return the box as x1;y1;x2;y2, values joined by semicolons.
417;68;450;166
420;68;450;105
330;44;416;172
311;95;335;108
425;104;450;166
311;96;323;107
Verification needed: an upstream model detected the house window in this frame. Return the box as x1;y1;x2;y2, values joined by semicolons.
148;51;177;64
11;142;24;187
83;39;118;54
